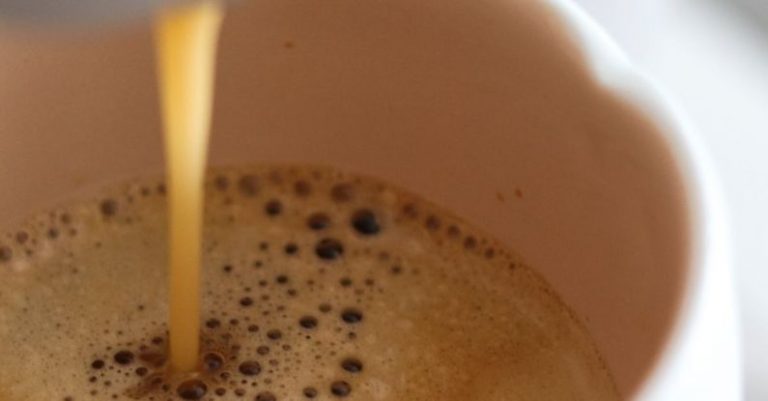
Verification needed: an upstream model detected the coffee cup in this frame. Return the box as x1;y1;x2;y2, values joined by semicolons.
0;0;740;399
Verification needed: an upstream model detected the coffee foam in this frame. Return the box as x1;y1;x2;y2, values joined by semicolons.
0;165;619;401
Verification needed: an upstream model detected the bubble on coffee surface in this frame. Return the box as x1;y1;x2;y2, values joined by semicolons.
0;165;618;401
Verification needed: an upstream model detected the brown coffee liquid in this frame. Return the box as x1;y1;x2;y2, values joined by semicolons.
0;165;619;401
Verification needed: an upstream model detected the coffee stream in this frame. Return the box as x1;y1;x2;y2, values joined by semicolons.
154;1;223;373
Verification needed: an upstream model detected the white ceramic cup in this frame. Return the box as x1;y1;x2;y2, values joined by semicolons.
0;0;740;399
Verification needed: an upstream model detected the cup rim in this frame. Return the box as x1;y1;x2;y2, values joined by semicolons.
538;0;737;398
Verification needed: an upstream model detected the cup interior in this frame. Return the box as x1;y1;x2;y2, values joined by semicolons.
0;0;690;397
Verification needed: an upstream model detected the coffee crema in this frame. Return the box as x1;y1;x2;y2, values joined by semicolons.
0;165;619;401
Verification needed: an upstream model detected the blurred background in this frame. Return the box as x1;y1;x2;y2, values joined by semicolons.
572;1;767;400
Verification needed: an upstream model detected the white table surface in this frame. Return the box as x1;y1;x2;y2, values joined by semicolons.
572;1;768;400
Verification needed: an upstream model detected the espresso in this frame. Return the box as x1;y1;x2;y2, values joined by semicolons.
0;165;619;400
